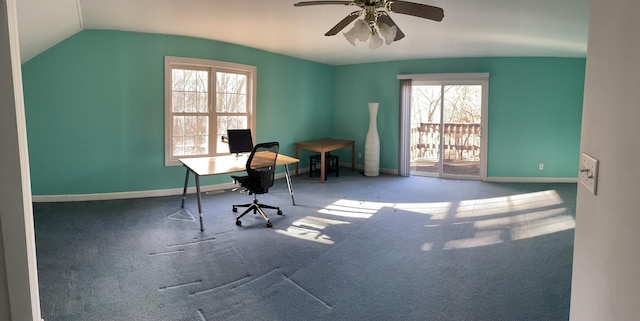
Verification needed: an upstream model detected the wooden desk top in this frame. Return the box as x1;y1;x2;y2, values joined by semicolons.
180;153;299;177
295;138;354;152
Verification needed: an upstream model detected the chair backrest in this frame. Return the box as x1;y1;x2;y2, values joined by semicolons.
245;142;279;193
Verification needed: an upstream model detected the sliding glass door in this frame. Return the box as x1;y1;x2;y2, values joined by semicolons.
408;75;488;179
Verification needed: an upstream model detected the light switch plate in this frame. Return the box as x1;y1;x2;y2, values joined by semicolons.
579;152;598;195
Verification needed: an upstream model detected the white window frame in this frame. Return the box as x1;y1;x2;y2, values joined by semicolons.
164;56;257;166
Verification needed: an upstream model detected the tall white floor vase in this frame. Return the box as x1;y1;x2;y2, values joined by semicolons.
364;102;380;176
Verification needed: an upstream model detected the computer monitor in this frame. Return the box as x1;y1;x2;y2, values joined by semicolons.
227;129;254;155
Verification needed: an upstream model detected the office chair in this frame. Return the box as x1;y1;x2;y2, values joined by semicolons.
231;142;282;227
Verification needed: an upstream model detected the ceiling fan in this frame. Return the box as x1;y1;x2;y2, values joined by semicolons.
293;0;444;48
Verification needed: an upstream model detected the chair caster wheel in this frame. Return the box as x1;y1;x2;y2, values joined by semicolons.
266;222;272;228
277;209;283;215
232;207;238;213
236;220;242;226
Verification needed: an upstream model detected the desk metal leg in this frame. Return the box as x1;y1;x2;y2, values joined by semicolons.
294;146;300;176
195;174;204;231
283;164;296;206
181;166;190;208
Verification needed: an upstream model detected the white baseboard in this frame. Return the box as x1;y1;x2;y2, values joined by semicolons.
338;161;397;175
486;177;577;183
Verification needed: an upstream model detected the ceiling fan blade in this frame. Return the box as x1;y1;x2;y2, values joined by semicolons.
294;1;353;7
325;12;361;36
377;15;405;41
389;1;444;22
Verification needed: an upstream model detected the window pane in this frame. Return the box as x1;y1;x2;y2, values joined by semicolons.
196;135;208;154
172;69;184;91
217;93;247;113
184;116;197;135
411;85;442;124
217;116;248;135
184;70;196;91
443;85;482;123
196;70;208;92
217;117;229;136
184;136;196;155
217;72;246;94
173;68;209;114
217;139;230;154
197;116;209;135
172;92;185;113
196;71;208;112
184;92;197;113
216;72;247;113
173;116;185;136
197;92;208;113
172;137;184;156
235;116;248;129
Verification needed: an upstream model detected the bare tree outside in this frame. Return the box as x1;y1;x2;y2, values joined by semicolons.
443;85;482;124
411;85;481;125
410;84;483;177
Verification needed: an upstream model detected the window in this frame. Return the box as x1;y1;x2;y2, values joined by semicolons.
165;56;256;166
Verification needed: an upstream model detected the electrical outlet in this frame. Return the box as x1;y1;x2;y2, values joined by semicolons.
579;153;599;195
539;163;544;170
358;152;362;159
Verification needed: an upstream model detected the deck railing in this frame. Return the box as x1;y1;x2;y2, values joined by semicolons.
411;123;481;161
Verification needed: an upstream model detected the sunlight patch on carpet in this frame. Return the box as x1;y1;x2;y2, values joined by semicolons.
392;201;452;220
444;231;504;250
318;199;383;218
443;207;575;250
458;190;564;218
275;215;352;244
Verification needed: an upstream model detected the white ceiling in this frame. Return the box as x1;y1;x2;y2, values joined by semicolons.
16;0;589;66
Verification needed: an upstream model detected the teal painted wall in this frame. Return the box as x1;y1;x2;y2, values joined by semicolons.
22;30;335;195
22;30;585;196
333;57;585;178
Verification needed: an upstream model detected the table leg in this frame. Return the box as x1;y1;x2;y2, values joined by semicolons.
351;142;355;172
283;164;296;205
295;145;300;176
181;166;190;208
195;174;204;231
320;152;326;183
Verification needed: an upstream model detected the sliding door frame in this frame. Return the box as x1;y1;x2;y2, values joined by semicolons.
398;73;489;180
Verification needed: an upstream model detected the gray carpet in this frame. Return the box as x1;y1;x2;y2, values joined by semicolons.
34;170;575;321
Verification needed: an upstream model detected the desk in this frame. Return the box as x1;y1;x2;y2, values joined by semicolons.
179;153;300;231
295;138;355;183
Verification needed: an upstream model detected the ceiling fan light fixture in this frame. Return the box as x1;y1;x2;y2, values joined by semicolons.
369;32;384;49
378;22;397;45
295;0;444;47
354;19;370;41
343;19;371;46
343;26;359;45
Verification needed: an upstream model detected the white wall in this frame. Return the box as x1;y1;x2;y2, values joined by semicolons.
0;0;42;320
570;0;640;320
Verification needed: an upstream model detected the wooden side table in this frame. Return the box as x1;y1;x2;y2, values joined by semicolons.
295;138;355;183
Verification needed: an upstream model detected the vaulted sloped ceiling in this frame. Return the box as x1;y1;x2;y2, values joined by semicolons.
17;0;589;66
